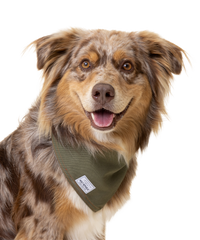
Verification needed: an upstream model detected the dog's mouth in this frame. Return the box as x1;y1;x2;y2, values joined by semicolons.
84;99;132;131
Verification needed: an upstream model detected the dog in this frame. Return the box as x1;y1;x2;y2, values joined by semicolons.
0;28;187;240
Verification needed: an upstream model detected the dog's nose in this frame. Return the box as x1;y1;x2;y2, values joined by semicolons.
92;83;115;105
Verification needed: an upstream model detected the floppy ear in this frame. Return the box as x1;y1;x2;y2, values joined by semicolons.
32;29;83;73
136;31;187;97
144;32;184;74
34;35;54;70
35;34;76;71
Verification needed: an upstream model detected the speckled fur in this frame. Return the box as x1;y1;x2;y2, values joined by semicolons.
0;29;187;240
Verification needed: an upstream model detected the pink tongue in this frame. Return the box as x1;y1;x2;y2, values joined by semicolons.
92;110;114;127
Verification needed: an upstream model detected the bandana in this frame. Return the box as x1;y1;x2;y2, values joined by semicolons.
52;134;128;212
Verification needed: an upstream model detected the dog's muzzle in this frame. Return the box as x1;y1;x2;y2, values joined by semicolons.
86;105;132;131
83;83;133;131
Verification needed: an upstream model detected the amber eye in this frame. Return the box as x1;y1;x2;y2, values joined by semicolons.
122;62;133;71
81;60;91;69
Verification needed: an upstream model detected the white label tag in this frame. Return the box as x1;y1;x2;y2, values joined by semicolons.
75;175;96;194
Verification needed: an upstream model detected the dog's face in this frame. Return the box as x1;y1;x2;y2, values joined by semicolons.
33;29;185;159
56;31;152;133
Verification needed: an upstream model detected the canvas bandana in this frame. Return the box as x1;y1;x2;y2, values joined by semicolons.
52;134;128;212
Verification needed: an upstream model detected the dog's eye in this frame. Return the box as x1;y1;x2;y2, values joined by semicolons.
122;62;133;71
81;60;91;69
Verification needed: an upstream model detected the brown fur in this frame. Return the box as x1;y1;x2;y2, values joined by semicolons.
0;28;187;240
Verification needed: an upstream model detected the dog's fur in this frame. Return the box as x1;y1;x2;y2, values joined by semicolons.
0;29;187;240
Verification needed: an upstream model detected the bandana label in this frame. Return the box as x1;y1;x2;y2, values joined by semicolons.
75;175;96;194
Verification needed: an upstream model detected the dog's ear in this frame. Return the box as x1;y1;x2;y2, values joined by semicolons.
141;31;184;74
135;31;187;97
32;29;83;71
34;35;53;70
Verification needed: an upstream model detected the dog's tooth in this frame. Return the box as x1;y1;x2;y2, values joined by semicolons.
91;113;95;121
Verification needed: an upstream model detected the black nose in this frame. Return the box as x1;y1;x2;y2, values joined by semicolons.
92;83;115;105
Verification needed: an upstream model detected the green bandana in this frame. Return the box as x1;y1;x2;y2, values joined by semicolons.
52;134;128;212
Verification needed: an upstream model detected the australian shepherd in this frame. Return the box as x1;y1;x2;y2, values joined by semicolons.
0;29;187;240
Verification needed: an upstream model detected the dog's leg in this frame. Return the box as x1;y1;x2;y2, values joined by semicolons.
14;230;28;240
14;218;65;240
12;196;66;240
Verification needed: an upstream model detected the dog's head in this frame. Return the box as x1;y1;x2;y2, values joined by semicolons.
32;29;186;160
